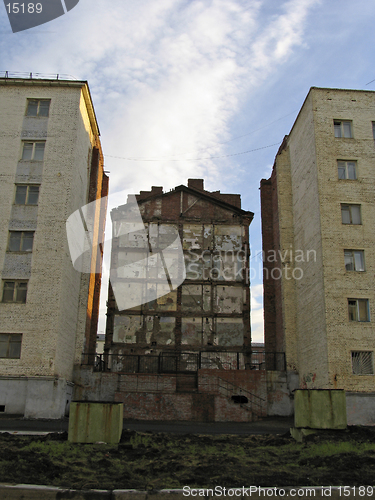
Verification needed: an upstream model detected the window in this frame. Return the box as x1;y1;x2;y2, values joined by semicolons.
372;122;375;140
348;299;370;322
26;99;50;117
352;351;374;375
21;141;45;161
8;231;34;252
334;120;353;138
338;161;357;180
15;185;39;205
341;204;361;224
344;250;365;271
2;281;28;303
0;334;22;359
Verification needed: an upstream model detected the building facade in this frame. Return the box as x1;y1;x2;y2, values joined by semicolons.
105;179;254;373
74;179;286;422
0;76;108;418
261;87;375;400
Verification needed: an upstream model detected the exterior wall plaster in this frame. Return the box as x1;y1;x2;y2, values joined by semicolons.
0;79;107;418
261;87;375;393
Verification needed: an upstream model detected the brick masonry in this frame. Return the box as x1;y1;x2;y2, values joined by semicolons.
75;368;269;422
106;179;254;364
0;78;108;417
261;87;375;392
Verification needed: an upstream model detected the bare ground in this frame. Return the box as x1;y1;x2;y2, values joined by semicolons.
0;426;375;490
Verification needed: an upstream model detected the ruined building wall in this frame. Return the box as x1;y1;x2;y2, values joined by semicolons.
105;181;253;370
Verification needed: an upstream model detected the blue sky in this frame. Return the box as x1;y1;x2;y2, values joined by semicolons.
1;0;375;341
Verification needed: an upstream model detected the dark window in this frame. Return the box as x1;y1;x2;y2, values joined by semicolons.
15;185;39;205
341;204;361;224
21;142;45;161
352;351;373;375
2;281;28;303
8;231;34;252
348;299;370;322
0;334;22;358
338;161;357;180
334;120;353;138
344;250;365;271
231;395;248;404
26;99;50;117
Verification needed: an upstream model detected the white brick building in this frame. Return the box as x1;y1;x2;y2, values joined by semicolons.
261;88;375;421
0;75;108;418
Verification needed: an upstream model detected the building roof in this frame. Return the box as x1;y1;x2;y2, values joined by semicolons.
112;179;254;221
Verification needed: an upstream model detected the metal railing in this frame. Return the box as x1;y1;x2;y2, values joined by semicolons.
81;350;286;373
217;377;266;417
251;351;286;371
82;352;199;374
82;351;246;373
0;71;78;80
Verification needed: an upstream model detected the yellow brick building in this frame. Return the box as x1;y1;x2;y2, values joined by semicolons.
261;88;375;408
0;75;108;418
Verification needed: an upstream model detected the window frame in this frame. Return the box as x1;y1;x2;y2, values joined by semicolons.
2;281;28;303
351;351;374;375
21;141;45;161
337;160;357;180
26;99;50;117
7;231;34;253
344;250;365;272
0;333;22;359
14;184;40;206
348;298;370;322
341;204;362;225
334;120;353;138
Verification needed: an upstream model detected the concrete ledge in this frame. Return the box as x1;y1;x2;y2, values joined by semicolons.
290;427;318;442
294;390;347;429
0;484;111;499
152;489;375;499
113;492;147;500
1;485;374;499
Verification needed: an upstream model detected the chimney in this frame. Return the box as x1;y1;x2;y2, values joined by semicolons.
188;179;204;191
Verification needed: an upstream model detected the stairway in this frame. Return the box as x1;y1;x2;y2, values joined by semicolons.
217;377;266;419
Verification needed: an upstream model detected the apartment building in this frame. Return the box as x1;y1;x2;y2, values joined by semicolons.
0;75;108;418
105;179;254;373
261;88;375;402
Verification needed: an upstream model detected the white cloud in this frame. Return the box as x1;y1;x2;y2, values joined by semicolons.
1;0;322;342
1;0;320;193
249;0;321;81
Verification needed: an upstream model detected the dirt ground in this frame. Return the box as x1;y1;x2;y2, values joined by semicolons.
0;426;375;490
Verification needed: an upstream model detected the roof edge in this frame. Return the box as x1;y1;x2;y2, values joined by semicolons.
0;77;100;136
113;184;254;220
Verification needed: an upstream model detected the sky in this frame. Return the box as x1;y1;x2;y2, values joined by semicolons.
1;0;375;342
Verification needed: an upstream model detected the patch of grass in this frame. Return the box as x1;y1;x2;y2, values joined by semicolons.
300;440;375;459
1;427;375;489
130;433;153;449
